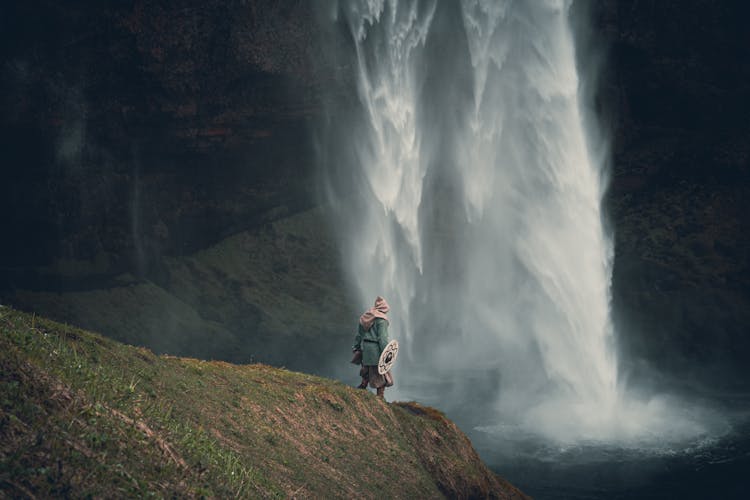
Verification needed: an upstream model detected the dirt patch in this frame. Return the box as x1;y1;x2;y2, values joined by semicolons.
394;401;447;422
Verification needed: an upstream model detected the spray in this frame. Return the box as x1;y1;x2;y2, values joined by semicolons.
318;0;722;444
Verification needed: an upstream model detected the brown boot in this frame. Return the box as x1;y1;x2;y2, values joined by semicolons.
376;386;385;398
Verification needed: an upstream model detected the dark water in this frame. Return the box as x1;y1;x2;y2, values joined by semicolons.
471;408;750;499
392;374;750;499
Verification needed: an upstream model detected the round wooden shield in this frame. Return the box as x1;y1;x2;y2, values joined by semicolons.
378;340;399;375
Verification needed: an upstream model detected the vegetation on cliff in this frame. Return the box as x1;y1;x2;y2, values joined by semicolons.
7;208;355;374
0;306;525;498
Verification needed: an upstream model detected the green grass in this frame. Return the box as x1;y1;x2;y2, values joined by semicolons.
8;208;356;368
0;306;524;499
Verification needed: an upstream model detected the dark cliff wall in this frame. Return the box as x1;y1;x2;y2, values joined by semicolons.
594;1;750;388
1;0;318;277
0;0;356;374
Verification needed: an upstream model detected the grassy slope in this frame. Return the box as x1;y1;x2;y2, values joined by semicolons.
9;208;356;370
0;307;526;499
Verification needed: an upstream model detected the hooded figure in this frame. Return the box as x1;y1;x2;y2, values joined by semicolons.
352;296;394;397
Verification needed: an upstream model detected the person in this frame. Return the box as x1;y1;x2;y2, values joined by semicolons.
351;296;394;397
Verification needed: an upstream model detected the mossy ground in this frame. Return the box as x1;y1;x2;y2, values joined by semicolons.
7;208;356;370
0;306;525;499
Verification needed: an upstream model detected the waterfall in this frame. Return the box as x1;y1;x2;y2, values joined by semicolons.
317;0;717;444
334;0;438;361
455;0;618;419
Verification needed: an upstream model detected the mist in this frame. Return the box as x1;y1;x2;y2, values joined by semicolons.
315;0;729;447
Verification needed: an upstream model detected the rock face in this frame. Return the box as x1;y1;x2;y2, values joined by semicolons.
1;1;749;388
0;0;349;373
1;0;318;274
592;1;750;387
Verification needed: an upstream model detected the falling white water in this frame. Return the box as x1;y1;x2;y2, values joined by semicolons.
318;0;723;444
324;0;438;358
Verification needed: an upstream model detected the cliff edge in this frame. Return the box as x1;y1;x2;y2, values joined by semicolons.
0;306;526;499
